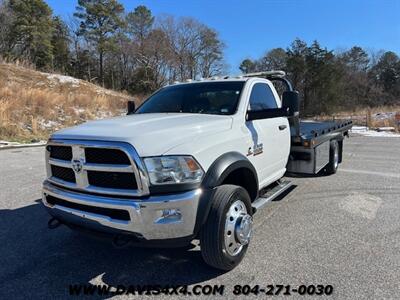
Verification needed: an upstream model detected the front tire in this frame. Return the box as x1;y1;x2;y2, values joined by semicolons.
200;185;253;271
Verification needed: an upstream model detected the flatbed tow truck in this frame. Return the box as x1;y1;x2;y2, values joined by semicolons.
42;70;352;270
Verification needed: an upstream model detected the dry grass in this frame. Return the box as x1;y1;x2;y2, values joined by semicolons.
313;105;400;132
0;63;132;142
2;61;398;141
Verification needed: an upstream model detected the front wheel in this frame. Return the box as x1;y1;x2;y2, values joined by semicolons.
200;185;253;271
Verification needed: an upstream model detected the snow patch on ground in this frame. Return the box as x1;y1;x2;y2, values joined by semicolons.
373;112;396;120
376;127;396;132
0;140;46;149
95;111;114;119
47;74;80;86
38;119;61;130
72;107;86;115
351;126;400;138
95;88;122;97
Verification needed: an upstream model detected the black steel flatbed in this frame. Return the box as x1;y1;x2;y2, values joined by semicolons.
287;119;352;174
290;119;353;147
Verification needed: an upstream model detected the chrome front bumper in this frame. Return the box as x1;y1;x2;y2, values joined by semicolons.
42;181;201;240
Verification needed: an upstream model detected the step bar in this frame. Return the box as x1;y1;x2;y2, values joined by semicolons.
252;180;293;211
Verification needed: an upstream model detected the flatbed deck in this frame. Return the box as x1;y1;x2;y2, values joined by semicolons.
287;119;352;174
290;119;353;145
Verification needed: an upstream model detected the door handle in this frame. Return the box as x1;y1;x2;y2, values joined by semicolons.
279;125;287;130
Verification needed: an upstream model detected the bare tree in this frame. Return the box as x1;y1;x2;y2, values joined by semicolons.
158;15;224;81
197;28;224;78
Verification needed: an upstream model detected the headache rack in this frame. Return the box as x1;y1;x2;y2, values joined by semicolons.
242;70;294;93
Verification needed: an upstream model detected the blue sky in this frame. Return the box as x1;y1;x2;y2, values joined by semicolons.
46;0;400;72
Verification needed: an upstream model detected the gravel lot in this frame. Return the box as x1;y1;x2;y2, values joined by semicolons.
0;135;399;299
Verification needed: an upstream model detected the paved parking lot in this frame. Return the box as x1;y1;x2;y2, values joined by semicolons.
0;135;399;299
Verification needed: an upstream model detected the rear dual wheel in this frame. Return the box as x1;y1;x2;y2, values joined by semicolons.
325;140;339;175
200;185;253;271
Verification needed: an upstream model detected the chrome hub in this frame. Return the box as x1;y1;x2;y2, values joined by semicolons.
224;200;253;256
235;214;253;245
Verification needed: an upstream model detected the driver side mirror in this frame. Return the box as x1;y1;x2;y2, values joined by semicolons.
127;100;136;115
282;91;299;116
246;107;290;121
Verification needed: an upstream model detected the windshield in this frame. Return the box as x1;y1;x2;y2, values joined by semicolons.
136;82;244;115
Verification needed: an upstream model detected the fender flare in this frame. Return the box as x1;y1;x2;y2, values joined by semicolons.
201;152;258;190
194;152;259;235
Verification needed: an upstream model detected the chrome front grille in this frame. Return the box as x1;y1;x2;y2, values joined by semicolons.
51;165;76;183
49;145;73;160
45;139;149;197
87;170;138;189
85;148;131;164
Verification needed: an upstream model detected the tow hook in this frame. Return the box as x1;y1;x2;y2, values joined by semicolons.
48;217;62;229
112;234;133;249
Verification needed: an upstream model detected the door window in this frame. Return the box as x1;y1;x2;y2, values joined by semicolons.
248;83;278;111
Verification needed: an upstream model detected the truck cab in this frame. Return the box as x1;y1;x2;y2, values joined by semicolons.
42;71;351;270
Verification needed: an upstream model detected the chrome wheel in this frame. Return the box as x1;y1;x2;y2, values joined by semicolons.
224;200;253;256
334;146;339;169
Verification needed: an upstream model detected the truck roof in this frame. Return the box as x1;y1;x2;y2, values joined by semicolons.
167;70;287;87
169;77;247;86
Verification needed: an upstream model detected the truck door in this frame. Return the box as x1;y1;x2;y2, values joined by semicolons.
245;82;290;187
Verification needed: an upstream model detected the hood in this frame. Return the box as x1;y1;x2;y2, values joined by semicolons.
51;113;233;156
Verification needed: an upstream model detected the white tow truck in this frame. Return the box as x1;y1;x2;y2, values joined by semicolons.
42;71;352;270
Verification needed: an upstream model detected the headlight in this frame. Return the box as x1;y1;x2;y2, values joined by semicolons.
144;156;204;185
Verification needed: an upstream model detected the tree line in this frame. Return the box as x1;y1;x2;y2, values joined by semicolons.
240;40;400;115
0;0;224;94
0;0;399;115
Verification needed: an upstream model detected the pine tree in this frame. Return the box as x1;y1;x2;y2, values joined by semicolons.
371;52;400;91
51;16;70;73
74;0;124;86
126;5;154;43
239;59;257;74
7;0;54;69
342;46;370;71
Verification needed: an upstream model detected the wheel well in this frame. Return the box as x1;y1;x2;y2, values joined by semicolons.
221;168;258;202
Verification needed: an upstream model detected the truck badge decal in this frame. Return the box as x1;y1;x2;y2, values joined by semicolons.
247;143;263;156
72;159;83;173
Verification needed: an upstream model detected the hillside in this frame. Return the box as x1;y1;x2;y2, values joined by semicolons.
0;63;131;142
